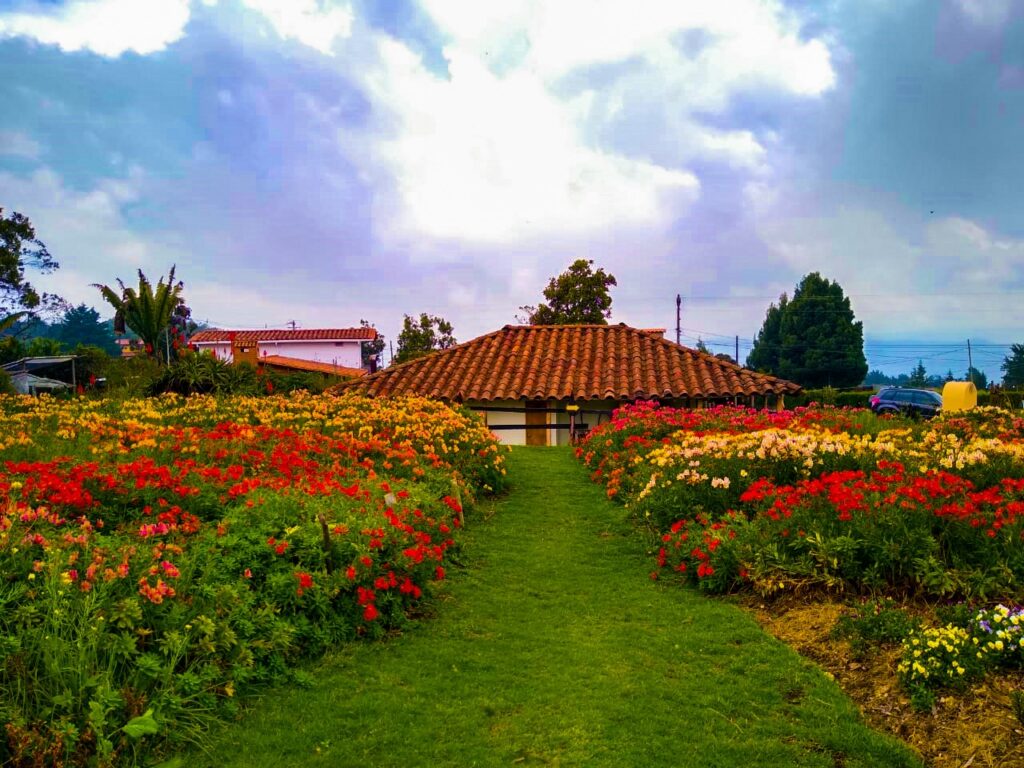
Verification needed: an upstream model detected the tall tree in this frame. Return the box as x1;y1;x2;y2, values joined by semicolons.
359;319;385;368
907;360;928;387
965;366;988;390
519;259;617;324
1001;344;1024;389
54;304;118;354
746;294;788;375
750;274;866;388
1;208;61;318
393;313;456;365
93;266;185;362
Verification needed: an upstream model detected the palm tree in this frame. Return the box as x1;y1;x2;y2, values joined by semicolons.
93;267;184;362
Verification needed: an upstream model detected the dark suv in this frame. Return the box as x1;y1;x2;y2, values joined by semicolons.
869;387;943;418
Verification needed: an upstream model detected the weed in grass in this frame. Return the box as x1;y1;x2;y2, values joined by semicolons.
832;599;921;655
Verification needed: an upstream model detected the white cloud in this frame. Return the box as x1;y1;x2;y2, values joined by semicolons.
0;131;42;159
240;0;353;55
755;205;1024;338
355;39;699;245
954;0;1014;28
350;0;834;246
1;167;185;309
0;0;190;56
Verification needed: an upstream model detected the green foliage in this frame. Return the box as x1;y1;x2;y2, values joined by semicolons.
965;366;988;390
1001;344;1024;388
748;273;867;388
99;355;166;397
1011;690;1024;729
0;367;13;395
0;208;61;315
832;599;921;654
150;351;336;396
55;304;119;354
393;313;456;365
520;259;617;325
0;334;25;364
359;319;384;368
0;311;27;334
93;267;186;363
747;294;787;374
907;360;928;387
26;336;64;356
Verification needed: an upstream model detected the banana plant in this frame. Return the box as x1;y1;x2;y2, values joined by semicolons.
93;267;184;362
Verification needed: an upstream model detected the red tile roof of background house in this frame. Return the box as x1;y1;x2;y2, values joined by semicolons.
334;324;800;401
259;355;366;378
189;328;377;343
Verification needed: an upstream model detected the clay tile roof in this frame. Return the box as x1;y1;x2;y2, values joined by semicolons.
333;324;801;402
259;355;365;378
189;328;377;344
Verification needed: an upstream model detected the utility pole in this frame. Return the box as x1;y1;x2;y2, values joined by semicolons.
675;294;681;345
287;320;298;331
735;335;739;365
967;339;974;384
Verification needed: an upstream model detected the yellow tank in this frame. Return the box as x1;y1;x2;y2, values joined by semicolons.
941;381;978;412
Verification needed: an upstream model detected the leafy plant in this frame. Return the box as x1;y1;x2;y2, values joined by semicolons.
832;599;920;653
93;267;185;362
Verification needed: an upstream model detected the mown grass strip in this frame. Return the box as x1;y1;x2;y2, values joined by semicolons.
194;447;921;767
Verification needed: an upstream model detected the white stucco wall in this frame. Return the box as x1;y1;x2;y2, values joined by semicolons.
468;399;618;446
195;340;363;367
470;399;526;445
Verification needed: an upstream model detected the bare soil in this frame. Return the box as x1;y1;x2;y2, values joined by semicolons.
743;598;1024;768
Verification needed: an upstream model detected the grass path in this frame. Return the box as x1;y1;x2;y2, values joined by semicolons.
196;448;920;767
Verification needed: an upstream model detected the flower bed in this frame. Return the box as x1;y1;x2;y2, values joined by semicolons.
0;392;507;767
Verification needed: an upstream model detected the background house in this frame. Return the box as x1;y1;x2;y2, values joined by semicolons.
188;328;378;371
335;324;802;446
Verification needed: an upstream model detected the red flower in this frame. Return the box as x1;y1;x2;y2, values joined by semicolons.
363;603;379;621
295;571;314;595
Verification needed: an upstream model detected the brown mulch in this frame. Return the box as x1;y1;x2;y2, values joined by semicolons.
742;598;1024;768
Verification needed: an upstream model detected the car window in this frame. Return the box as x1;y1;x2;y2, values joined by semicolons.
890;391;911;403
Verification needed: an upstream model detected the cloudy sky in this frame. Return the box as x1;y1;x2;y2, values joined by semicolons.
2;0;1023;377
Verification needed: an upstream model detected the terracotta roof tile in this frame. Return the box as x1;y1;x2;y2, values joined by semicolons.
190;328;377;343
335;324;800;401
259;355;365;378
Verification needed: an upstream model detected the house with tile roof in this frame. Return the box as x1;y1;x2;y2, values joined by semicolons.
188;328;378;373
334;324;801;446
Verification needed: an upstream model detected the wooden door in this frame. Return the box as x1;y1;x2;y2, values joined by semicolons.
525;401;548;446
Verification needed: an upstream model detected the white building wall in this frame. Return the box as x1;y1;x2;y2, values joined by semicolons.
469;399;526;445
467;399;619;446
195;340;363;367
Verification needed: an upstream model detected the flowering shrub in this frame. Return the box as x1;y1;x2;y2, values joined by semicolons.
579;403;1024;597
0;392;506;767
896;604;1024;710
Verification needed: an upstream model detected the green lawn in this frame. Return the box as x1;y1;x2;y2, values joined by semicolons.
192;447;920;767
